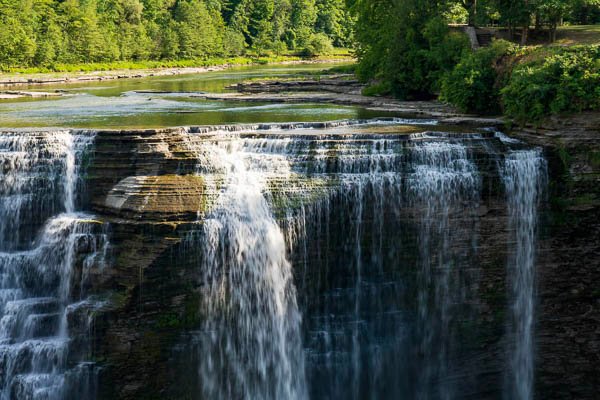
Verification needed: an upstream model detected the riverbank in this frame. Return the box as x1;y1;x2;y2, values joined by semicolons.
0;56;353;88
185;75;505;127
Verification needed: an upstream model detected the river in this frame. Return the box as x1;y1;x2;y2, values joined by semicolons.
0;63;400;129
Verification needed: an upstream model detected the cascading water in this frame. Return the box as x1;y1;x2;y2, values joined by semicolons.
166;123;547;400
185;137;307;400
0;131;88;250
407;142;481;400
501;149;547;400
0;130;108;400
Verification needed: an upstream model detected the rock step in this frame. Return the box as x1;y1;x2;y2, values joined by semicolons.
2;298;59;316
0;338;68;381
6;372;64;400
0;298;61;340
19;313;62;340
0;289;23;308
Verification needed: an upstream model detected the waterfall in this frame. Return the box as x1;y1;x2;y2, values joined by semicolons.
407;142;481;399
170;125;546;400
501;149;546;400
0;130;107;400
187;138;306;400
186;132;484;399
0;131;93;250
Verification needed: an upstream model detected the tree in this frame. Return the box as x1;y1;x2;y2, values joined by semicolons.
174;0;224;58
569;0;600;24
0;0;36;66
350;0;469;99
315;0;352;46
0;0;352;67
538;0;571;42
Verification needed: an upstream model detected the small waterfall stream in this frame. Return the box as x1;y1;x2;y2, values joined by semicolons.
408;142;481;400
0;131;108;400
186;138;307;399
501;149;547;400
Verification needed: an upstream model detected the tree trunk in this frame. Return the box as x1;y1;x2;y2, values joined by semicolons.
521;0;530;45
535;11;541;31
521;25;529;45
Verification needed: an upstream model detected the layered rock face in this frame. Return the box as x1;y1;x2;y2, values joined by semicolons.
80;123;537;399
513;114;600;399
0;120;595;399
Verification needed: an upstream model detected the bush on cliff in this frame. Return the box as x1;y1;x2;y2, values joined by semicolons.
440;40;515;115
501;46;600;123
441;43;600;122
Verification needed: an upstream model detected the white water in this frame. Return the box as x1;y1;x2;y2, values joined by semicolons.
408;142;481;400
184;131;490;398
0;131;92;250
0;130;107;400
501;149;546;400
189;138;306;400
173;126;548;399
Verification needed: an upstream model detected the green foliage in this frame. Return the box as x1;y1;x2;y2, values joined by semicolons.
0;0;353;67
569;0;600;24
501;45;600;122
361;81;392;96
301;33;334;56
422;18;471;93
223;28;248;56
441;42;600;121
326;63;356;74
441;40;514;114
351;0;470;99
351;0;599;122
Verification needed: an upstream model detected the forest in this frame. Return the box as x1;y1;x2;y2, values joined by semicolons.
351;0;600;120
0;0;353;66
0;0;599;120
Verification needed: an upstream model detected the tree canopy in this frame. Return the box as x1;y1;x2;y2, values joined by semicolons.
350;0;600;99
0;0;354;67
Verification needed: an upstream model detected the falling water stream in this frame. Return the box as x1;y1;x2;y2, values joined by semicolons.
173;126;546;399
0;131;108;399
0;120;547;399
188;138;307;399
501;150;547;400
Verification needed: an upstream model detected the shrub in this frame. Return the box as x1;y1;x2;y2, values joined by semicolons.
501;45;600;123
441;40;514;114
222;29;247;57
326;64;357;74
362;81;392;96
301;33;334;57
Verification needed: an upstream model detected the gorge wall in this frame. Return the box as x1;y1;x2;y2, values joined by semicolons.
512;113;600;399
0;119;596;399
